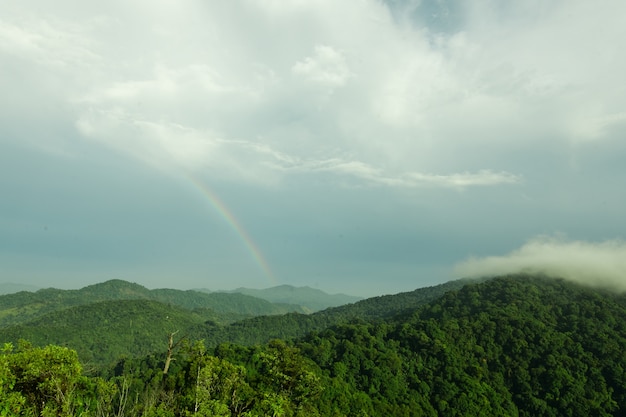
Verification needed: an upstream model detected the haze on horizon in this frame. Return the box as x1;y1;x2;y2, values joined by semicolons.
1;0;625;297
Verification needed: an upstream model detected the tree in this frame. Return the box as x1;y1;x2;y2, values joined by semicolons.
193;356;253;417
0;343;26;416
4;342;95;416
255;340;323;416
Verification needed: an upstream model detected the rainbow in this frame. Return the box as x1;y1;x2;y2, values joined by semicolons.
186;175;277;286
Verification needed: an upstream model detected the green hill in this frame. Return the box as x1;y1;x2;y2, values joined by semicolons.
150;288;306;316
0;279;306;328
294;274;626;415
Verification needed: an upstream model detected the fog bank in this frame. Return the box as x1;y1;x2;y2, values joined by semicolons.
455;236;626;291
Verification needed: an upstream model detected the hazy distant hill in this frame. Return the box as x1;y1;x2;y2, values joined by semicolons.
0;282;40;295
0;279;306;327
226;284;362;312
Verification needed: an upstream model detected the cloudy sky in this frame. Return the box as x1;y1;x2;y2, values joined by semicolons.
2;0;625;296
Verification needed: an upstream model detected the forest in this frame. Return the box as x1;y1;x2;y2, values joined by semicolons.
2;274;626;416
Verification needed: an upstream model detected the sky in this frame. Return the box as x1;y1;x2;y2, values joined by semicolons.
1;0;626;297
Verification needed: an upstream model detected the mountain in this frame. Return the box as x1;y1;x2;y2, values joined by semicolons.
149;288;307;316
226;285;362;312
0;279;307;328
293;274;626;415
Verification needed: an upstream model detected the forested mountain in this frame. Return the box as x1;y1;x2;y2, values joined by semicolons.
225;285;362;312
0;279;306;328
3;274;626;416
295;274;626;415
0;278;465;367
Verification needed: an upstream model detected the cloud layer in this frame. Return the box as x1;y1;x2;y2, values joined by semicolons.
6;0;625;187
455;236;626;292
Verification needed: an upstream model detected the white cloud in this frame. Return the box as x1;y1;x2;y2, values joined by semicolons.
292;45;351;87
3;0;626;184
455;236;626;291
0;18;98;69
75;110;288;185
76;105;522;189
276;157;521;188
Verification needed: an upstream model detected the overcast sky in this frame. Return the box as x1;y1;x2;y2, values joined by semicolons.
2;0;625;296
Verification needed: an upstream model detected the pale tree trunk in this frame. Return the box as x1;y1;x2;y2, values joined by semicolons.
163;331;181;375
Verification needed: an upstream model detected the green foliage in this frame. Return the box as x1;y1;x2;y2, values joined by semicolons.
0;343;26;416
0;342;116;416
192;356;254;416
0;300;209;367
297;275;626;416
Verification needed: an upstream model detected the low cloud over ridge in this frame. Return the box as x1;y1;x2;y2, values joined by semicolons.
455;236;626;291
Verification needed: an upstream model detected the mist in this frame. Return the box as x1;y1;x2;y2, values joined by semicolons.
455;236;626;292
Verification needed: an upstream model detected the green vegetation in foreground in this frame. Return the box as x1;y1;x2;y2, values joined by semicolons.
2;274;626;416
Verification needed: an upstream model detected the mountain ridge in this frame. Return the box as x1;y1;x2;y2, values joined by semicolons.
0;279;307;328
224;284;363;312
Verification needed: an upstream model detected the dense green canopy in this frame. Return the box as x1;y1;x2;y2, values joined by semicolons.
2;274;626;416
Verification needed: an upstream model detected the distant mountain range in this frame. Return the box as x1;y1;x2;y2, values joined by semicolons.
0;279;307;328
0;281;361;312
202;284;363;312
0;282;41;294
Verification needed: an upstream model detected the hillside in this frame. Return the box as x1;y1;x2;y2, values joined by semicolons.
294;274;626;415
0;299;209;366
0;279;306;328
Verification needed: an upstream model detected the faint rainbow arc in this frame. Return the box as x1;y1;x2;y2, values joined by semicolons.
186;176;277;286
